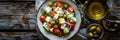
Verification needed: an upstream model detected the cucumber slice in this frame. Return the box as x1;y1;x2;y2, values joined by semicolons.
63;27;69;34
67;13;74;19
43;22;49;31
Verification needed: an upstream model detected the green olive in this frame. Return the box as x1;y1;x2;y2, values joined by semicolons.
54;2;57;6
89;32;93;37
96;27;101;33
48;1;53;6
89;26;96;31
64;4;68;8
51;21;55;25
53;25;58;28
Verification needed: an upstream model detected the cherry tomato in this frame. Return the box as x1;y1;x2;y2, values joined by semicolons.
56;1;63;8
68;6;74;12
51;10;56;16
53;28;62;36
40;15;46;22
70;23;75;30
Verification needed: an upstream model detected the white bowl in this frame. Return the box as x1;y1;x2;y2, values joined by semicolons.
37;0;82;40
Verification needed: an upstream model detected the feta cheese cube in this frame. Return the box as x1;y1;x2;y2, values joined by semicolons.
45;16;52;22
45;6;52;13
54;13;59;19
50;28;54;32
55;7;64;16
58;10;64;16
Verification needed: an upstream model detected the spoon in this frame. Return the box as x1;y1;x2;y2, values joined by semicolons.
107;19;120;23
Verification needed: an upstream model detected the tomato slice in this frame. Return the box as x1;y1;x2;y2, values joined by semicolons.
70;23;75;30
40;15;46;22
53;28;62;36
68;6;74;12
56;1;63;8
51;10;56;16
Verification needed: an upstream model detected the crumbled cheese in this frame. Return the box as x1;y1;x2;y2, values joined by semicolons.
55;7;59;12
45;6;52;13
54;13;59;19
50;28;54;32
45;16;52;22
58;10;64;16
55;7;64;16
